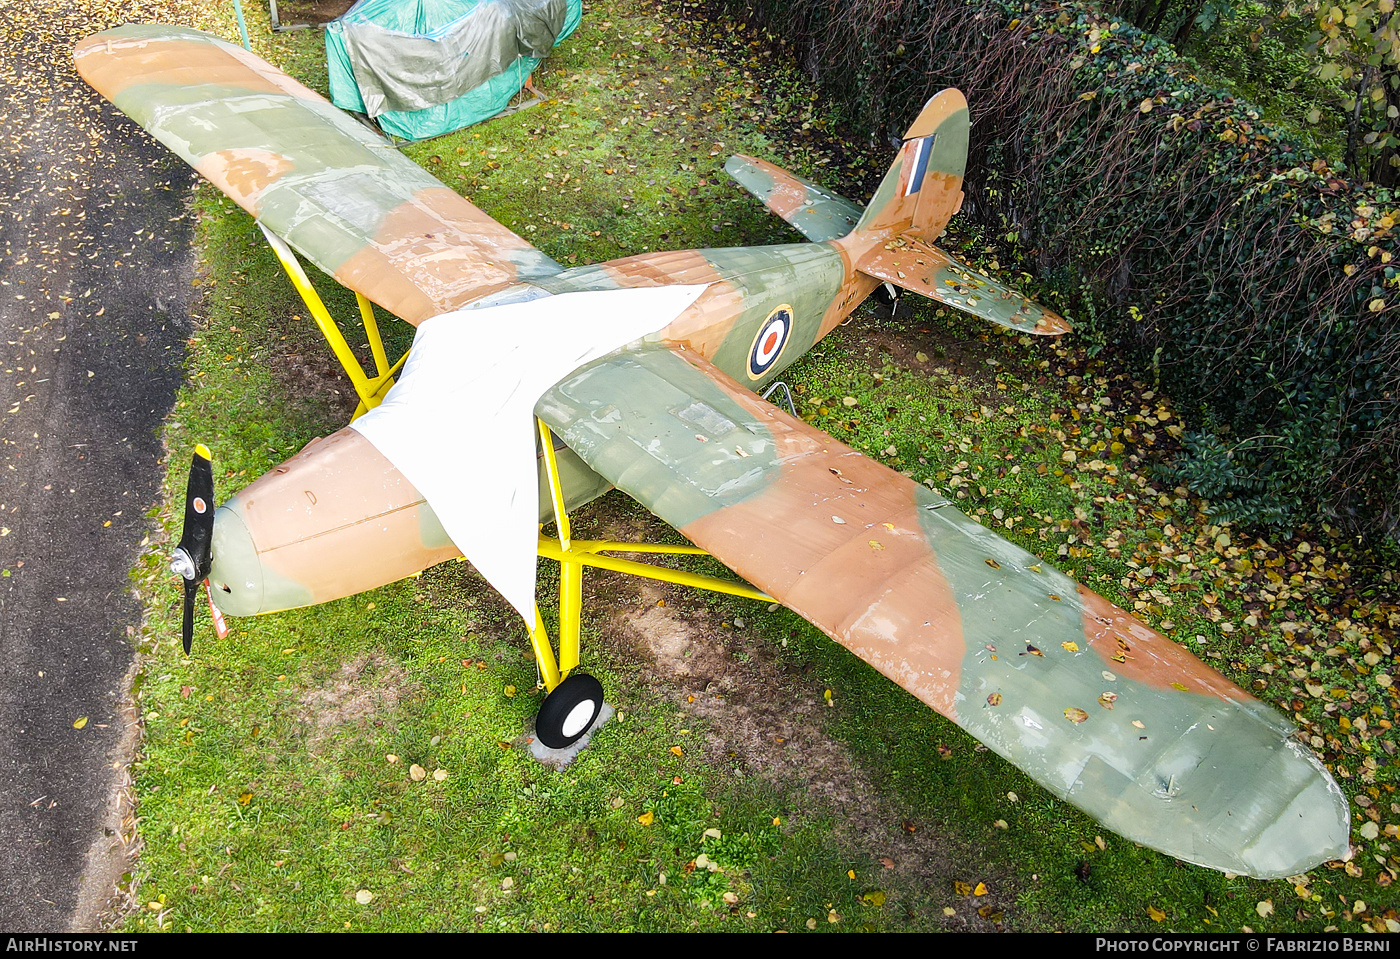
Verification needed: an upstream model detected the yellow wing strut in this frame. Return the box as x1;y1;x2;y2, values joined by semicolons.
259;224;409;419
529;419;771;692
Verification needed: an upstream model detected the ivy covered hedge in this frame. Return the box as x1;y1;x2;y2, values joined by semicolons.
708;0;1400;543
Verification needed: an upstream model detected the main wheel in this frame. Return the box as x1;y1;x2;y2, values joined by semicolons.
534;672;605;749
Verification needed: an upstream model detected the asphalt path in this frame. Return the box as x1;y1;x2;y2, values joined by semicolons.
0;2;195;931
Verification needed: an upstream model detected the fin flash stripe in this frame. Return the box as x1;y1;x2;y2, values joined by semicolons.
904;135;934;197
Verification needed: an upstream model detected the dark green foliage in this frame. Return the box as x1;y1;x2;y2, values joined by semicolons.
1103;0;1225;45
1159;420;1339;528
706;0;1399;544
1166;1;1345;162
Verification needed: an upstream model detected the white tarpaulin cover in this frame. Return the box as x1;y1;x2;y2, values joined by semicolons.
350;285;707;624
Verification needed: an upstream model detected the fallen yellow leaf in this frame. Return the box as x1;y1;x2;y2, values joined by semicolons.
638;810;654;826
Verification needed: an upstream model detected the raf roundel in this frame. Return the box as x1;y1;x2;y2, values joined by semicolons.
747;305;793;380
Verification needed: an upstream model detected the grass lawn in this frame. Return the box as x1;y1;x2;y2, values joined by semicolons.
116;0;1397;932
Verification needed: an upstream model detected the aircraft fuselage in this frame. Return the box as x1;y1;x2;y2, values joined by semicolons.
206;240;879;616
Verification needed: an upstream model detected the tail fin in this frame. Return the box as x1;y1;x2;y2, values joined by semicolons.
853;89;969;241
723;90;967;244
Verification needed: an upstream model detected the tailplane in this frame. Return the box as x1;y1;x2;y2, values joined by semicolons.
723;89;1069;337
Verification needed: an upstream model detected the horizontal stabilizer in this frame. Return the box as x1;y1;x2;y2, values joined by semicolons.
725;155;863;243
859;236;1070;336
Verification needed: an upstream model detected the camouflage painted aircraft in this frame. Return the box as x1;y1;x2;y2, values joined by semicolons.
77;24;1350;880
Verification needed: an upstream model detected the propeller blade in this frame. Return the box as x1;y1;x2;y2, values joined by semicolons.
170;445;215;654
181;580;198;656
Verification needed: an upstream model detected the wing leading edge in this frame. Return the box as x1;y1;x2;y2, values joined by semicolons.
75;25;562;324
536;344;1348;879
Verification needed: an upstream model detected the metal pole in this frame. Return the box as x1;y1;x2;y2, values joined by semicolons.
231;0;251;50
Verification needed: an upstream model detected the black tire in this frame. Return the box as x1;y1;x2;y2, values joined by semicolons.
535;672;605;749
868;282;901;320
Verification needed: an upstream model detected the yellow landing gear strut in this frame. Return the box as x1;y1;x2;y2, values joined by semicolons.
259;225;409;420
529;419;771;748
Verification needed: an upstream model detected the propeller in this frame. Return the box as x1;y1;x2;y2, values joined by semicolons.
169;445;215;654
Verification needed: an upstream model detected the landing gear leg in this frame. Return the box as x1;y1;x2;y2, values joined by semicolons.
870;281;902;319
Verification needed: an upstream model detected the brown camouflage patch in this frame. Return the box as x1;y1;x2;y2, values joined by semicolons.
195;149;295;204
1077;587;1250;700
75;34;322;103
220;428;460;607
336;187;549;324
903;88;968;139
678;353;966;716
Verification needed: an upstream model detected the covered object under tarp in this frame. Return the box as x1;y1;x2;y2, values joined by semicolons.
326;0;582;141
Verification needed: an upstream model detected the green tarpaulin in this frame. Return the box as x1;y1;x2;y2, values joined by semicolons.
326;0;582;141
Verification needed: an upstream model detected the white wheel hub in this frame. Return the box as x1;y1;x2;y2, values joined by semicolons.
561;699;599;739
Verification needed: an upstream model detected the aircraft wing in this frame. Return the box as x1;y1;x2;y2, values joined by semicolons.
536;343;1348;879
75;25;563;325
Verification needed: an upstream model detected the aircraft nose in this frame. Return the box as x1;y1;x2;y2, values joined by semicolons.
208;504;263;616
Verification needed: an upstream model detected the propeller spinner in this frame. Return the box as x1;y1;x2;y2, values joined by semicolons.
170;445;215;654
